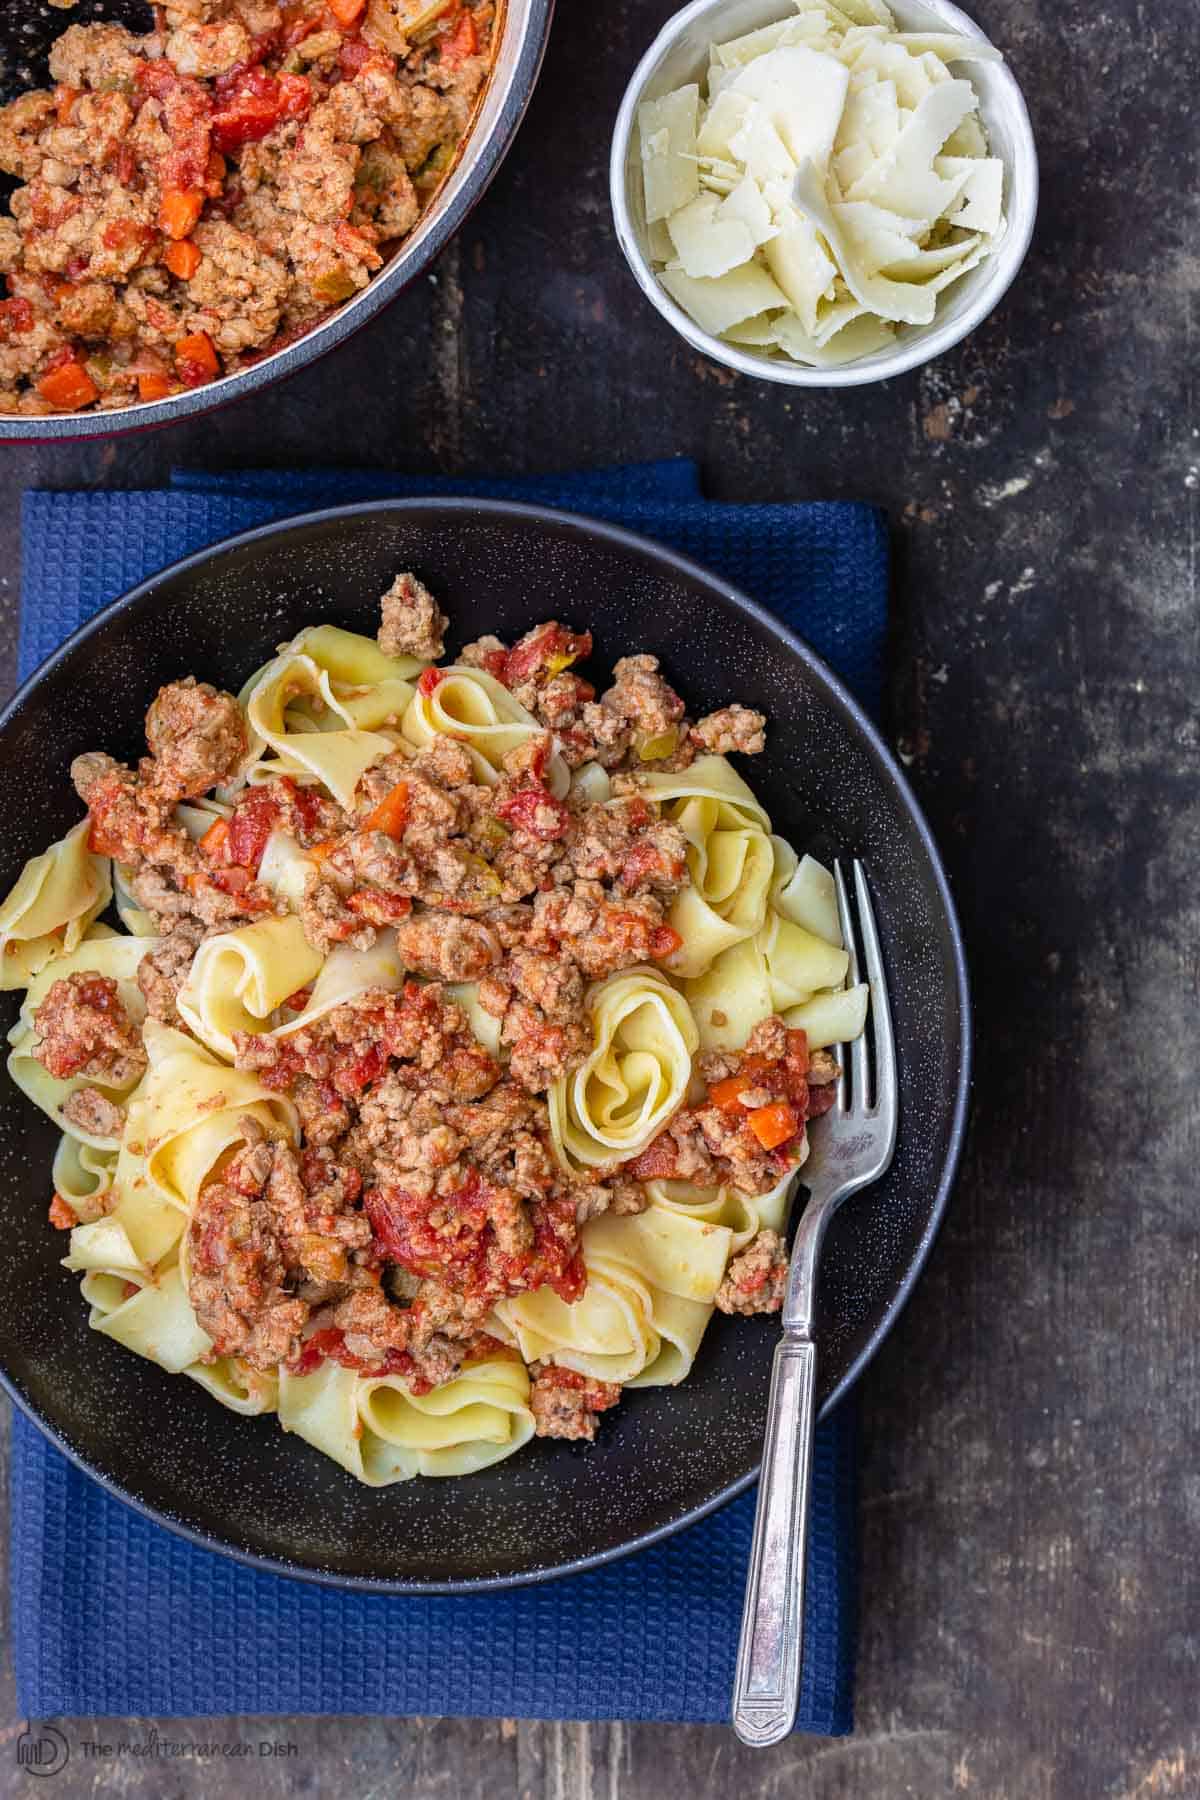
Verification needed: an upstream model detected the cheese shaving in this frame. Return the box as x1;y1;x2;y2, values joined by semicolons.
639;0;1007;368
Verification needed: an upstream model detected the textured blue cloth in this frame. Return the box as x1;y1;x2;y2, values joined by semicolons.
13;461;886;1730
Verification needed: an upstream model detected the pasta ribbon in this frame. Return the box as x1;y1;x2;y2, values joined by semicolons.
401;665;570;797
549;966;698;1169
277;1352;535;1485
627;753;771;831
137;1019;297;1212
242;647;409;810
180;923;405;1061
51;1134;118;1219
177;915;325;1059
0;820;112;991
662;794;774;978
769;839;844;945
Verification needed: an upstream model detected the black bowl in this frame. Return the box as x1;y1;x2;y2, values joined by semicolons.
0;501;970;1589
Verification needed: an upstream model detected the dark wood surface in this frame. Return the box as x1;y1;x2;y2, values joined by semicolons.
0;0;1193;1794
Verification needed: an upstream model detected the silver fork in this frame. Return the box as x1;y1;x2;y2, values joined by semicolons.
731;860;898;1747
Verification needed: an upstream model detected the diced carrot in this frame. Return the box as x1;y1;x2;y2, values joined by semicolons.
709;1073;752;1111
204;149;227;195
327;0;366;21
137;372;172;402
361;781;409;841
747;1101;799;1151
164;238;202;280
307;839;338;864
36;360;99;410
198;817;230;859
174;330;220;381
48;1195;77;1231
158;186;204;241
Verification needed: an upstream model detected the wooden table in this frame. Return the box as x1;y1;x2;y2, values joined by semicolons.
0;1;1192;1793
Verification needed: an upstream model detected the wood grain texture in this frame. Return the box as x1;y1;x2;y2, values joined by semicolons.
0;0;1196;1792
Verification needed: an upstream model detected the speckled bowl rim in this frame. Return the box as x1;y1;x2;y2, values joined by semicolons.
0;498;971;1591
0;0;555;443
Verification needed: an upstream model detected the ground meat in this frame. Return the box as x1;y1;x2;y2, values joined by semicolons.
61;1085;127;1139
809;1048;840;1085
330;1284;411;1362
479;951;591;1092
136;921;204;1022
714;1229;789;1316
377;572;448;661
527;880;678;979
262;1141;372;1286
691;704;767;757
188;1148;308;1369
394;911;500;982
299;875;378;956
47;23;150;92
164;18;252;77
564;797;688;895
144;675;247;797
529;1364;622;1441
183;220;290;358
572;1177;647;1226
32;972;146;1086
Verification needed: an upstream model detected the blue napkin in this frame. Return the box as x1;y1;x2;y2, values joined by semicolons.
14;461;886;1730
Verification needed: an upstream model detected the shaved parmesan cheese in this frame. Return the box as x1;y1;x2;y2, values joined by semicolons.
731;47;850;169
667;194;756;278
876;231;982;280
722;173;777;246
722;311;782;346
659;262;788;336
762;207;838;333
634;0;1007;371
714;18;817;67
935;155;1004;233
845;79;977;217
639;86;700;222
771;308;895;363
890;32;1003;63
728;102;797;182
791;159;938;324
942;112;989;158
696;90;754;158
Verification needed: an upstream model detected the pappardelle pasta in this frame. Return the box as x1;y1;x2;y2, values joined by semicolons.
2;574;867;1483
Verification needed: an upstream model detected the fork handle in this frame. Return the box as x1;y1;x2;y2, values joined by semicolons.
731;1333;818;1747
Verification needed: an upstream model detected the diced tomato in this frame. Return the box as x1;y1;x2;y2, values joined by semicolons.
287;1326;347;1376
346;890;413;924
361;780;409;840
503;623;592;688
227;788;281;874
417;666;446;697
439;7;479;67
339;1041;390;1097
627;1135;678;1181
175;330;220;387
102;217;156;253
482;648;509;680
495;787;571;842
337;36;378;77
211;66;310;153
289;779;326;838
747;1101;799;1151
0;297;34;335
37;358;98;410
649;924;683;959
283;985;313;1012
48;1195;77;1231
